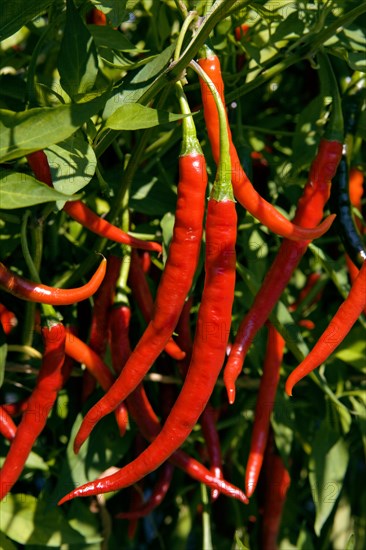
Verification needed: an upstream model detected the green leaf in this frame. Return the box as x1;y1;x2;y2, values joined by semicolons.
58;0;99;99
0;93;107;162
45;132;97;195
103;43;175;118
0;172;79;209
309;423;349;535
130;174;177;216
332;327;366;371
0;0;53;41
347;51;366;72
0;532;16;550
105;103;186;130
0;494;89;545
88;24;137;52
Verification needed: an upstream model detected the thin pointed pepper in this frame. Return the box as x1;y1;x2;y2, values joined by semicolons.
224;64;344;403
285;261;366;396
72;80;208;453
0;258;106;305
26;151;162;254
77;294;248;503
58;60;241;505
0;322;66;501
128;250;185;361
0;406;17;441
64;331;129;435
245;324;285;498
197;46;335;242
261;440;291;550
82;255;122;403
176;297;223;500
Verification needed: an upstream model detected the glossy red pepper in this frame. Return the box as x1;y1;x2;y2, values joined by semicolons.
59;60;239;503
224;138;343;404
245;324;285;498
0;405;17;441
27;151;162;253
286;261;366;395
261;440;291;550
128;250;185;361
64;331;129;436
0;322;66;500
108;300;247;503
0;258;106;305
72;82;208;451
197;48;336;242
82;255;122;403
0;304;17;335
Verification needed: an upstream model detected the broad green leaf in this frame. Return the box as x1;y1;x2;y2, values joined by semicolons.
105;103;186;130
45;132;97;195
291;94;324;174
51;411;132;505
130;174;177;216
0;93;107;162
103;43;175;118
88;24;137;52
0;0;52;41
349;396;366;459
0;172;79;209
0;494;89;545
58;0;98;99
309;423;349;535
0;532;16;550
347;51;366;72
332;327;366;371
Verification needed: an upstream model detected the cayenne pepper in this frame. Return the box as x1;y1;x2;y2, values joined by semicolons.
0;406;17;441
27;151;162;254
197;45;336;242
0;258;106;305
224;65;344;403
285;261;366;395
128;250;185;361
0;321;66;500
58;59;241;505
72;78;208;452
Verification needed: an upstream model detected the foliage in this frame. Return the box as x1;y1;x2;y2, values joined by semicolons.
0;0;365;548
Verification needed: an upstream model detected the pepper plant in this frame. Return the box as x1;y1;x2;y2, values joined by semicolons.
0;1;365;549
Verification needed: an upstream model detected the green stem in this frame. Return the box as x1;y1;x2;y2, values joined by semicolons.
200;484;213;550
174;0;189;19
190;60;233;201
174;11;198;62
175;82;202;156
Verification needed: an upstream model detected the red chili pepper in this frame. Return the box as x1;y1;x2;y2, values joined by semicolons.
286;261;366;395
0;405;17;441
128;250;185;361
0;322;66;500
27;151;162;254
116;463;174;520
0;258;107;305
224;138;343;404
176;297;223;500
82;255;122;403
261;441;291;550
109;300;247;503
71;81;209;451
86;8;107;25
197;47;335;242
64;331;129;436
0;304;17;335
245;324;285;498
59;62;239;504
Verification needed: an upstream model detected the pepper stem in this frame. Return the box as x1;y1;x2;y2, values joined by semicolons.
317;52;344;142
190;59;234;202
175;81;202;156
